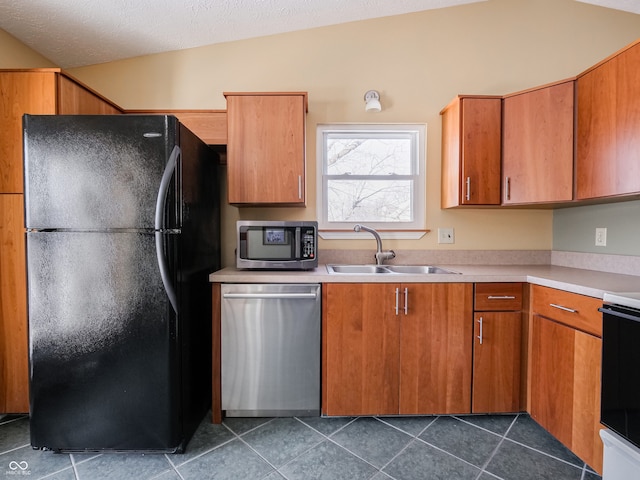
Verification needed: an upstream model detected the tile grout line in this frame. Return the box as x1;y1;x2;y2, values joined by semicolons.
470;412;522;480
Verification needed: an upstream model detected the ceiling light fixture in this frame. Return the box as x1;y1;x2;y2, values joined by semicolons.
364;90;382;112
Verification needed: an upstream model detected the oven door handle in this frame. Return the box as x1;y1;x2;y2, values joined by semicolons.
599;305;640;323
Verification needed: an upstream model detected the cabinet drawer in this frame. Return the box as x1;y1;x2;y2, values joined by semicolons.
531;285;602;337
475;283;523;311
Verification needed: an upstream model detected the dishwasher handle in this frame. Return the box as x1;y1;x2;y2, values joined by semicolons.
223;292;318;300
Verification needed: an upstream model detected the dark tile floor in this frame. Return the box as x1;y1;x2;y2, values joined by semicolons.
0;412;601;480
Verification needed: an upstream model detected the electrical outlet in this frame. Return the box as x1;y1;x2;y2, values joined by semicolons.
438;228;454;244
595;227;607;247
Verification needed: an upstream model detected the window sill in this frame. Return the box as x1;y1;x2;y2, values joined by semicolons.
319;230;429;240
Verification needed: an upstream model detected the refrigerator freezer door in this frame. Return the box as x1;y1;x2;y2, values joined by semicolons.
27;231;181;452
23;115;178;231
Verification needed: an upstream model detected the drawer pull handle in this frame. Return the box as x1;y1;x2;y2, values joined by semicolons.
550;303;577;313
404;287;408;315
487;295;516;300
395;288;400;316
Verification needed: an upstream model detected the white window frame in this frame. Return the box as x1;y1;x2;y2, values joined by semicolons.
316;123;426;240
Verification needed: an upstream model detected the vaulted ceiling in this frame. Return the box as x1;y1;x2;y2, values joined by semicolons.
0;0;637;68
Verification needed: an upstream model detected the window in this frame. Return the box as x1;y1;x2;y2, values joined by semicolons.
316;123;426;239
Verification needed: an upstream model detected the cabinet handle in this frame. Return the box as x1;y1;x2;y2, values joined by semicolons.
487;295;516;300
404;287;408;315
395;288;400;316
465;176;471;201
298;175;302;199
550;303;577;313
505;177;511;201
477;317;483;345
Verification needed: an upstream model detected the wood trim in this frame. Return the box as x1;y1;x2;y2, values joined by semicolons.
577;38;640;78
224;91;308;112
126;109;228;145
58;71;123;112
211;283;222;423
502;77;576;98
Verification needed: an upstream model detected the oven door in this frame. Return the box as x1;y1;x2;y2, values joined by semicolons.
600;303;640;449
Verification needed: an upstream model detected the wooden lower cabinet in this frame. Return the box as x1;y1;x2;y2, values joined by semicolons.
472;283;524;413
472;312;522;413
0;194;29;412
322;282;473;416
529;285;603;474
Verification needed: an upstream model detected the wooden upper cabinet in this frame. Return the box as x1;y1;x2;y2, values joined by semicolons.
502;79;575;205
0;69;122;194
576;40;640;200
441;96;502;208
225;92;307;206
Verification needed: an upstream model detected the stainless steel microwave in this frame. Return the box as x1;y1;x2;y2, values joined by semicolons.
236;221;318;270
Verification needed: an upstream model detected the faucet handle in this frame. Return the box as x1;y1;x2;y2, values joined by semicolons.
376;250;396;264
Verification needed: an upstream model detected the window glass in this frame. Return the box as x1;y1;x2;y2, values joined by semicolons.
317;124;426;235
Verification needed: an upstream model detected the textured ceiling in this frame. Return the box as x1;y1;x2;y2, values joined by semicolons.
0;0;637;69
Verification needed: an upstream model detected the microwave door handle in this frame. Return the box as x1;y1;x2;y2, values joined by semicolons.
295;227;301;258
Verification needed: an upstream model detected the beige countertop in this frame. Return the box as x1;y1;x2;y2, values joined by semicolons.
209;263;640;300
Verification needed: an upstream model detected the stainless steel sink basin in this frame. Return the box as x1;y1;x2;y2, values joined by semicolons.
327;265;391;274
326;264;459;275
385;265;458;274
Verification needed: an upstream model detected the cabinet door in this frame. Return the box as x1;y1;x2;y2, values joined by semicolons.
530;315;575;448
399;283;473;414
502;81;574;204
323;283;400;416
226;93;306;206
56;75;122;114
529;314;603;473
0;72;57;193
576;41;640;199
441;96;501;207
472;312;522;413
571;330;603;474
0;194;29;412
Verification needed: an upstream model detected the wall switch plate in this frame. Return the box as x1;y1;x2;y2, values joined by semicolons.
438;227;455;244
595;227;607;247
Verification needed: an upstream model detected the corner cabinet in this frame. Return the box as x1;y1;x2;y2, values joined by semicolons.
224;92;307;206
440;96;502;208
322;283;473;416
576;40;640;200
472;283;524;413
0;69;121;413
529;285;603;474
502;80;575;205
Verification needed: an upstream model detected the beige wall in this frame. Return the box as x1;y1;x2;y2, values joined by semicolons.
0;29;56;68
11;0;640;266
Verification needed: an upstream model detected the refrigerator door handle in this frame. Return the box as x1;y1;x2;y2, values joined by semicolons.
155;145;180;231
155;145;180;313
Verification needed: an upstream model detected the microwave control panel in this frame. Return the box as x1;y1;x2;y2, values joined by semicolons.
301;228;316;259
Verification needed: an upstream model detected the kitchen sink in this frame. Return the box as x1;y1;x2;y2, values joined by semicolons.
327;265;392;274
326;264;459;275
385;265;457;274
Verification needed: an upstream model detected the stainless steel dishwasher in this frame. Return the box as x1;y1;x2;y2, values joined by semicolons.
221;283;321;417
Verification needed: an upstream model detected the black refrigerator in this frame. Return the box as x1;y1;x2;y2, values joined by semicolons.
23;114;220;453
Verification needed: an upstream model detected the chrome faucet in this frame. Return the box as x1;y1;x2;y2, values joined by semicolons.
353;224;396;265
